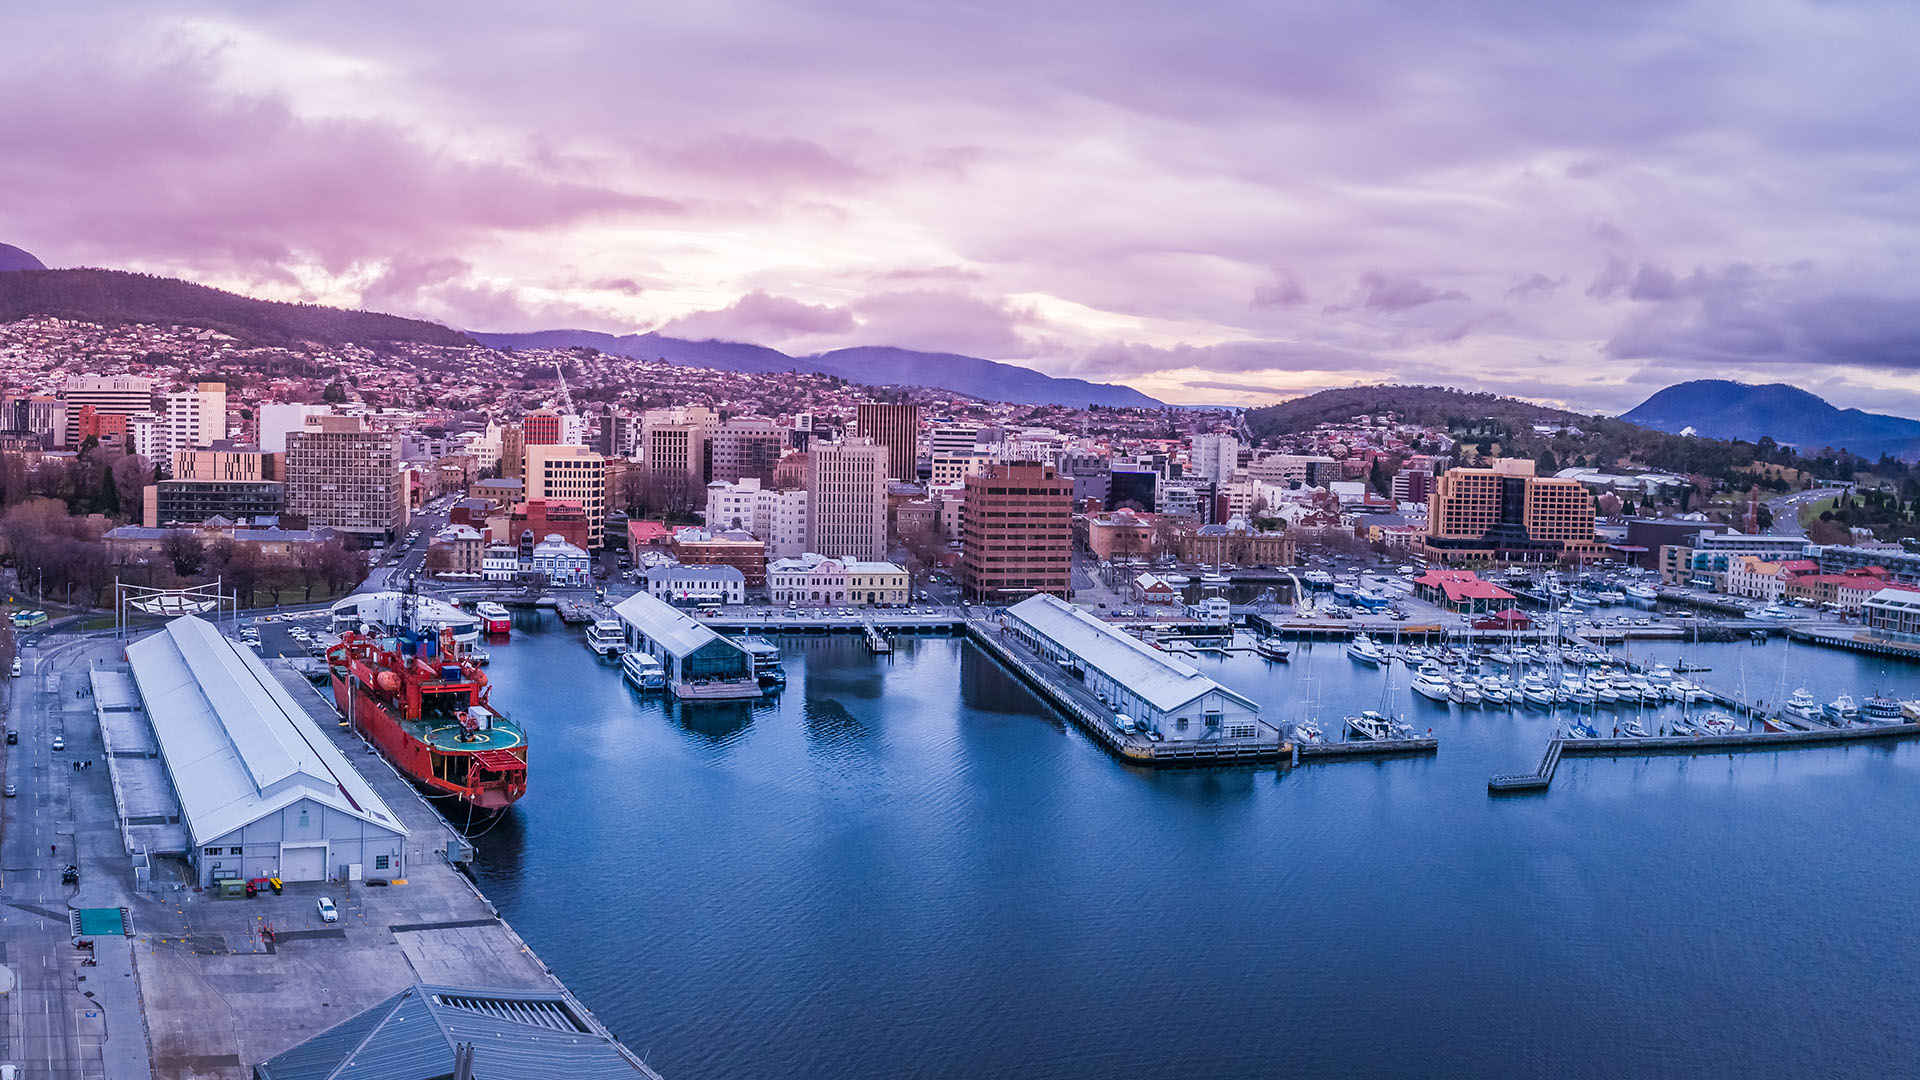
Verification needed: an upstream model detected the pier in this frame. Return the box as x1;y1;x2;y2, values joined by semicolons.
1488;723;1920;793
1787;626;1920;663
862;620;894;653
1298;736;1438;760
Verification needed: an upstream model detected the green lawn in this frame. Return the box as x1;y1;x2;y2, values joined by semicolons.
1797;496;1844;530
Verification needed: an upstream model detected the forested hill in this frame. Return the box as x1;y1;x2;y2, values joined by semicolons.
0;269;473;348
1246;384;1579;440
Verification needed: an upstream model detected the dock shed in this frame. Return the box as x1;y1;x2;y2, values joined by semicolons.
1001;594;1261;741
611;592;760;699
127;616;407;887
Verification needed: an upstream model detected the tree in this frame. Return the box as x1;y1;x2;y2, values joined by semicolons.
1368;457;1391;498
111;454;150;518
261;556;299;605
161;529;207;577
92;465;119;516
322;380;349;404
223;545;263;607
1535;449;1559;474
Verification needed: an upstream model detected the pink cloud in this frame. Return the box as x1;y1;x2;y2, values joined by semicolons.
658;290;857;341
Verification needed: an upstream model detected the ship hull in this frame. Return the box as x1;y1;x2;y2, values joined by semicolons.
331;674;526;813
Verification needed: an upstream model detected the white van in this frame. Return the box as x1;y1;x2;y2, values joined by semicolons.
1116;714;1137;735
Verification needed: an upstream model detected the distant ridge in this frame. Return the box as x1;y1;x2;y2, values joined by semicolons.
1621;380;1920;461
0;243;46;273
470;329;1163;408
0;268;473;348
1245;384;1580;440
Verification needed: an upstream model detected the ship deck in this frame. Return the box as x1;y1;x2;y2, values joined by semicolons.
418;719;526;753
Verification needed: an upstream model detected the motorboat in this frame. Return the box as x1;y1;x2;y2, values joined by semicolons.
1823;693;1859;722
1255;637;1292;662
1696;712;1741;736
1345;711;1403;740
1591;680;1621;705
1638;684;1663;705
1410;667;1453;702
1566;683;1597;707
621;650;665;691
1781;687;1819;721
1479;678;1511;707
1670;678;1711;704
1522;682;1556;709
1624;584;1660;603
1345;634;1385;666
1769;709;1815;732
585;619;626;656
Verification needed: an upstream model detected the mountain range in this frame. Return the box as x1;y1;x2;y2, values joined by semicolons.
1621;380;1920;461
468;329;1161;408
0;250;1160;409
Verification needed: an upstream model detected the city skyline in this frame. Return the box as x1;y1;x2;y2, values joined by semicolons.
4;3;1919;417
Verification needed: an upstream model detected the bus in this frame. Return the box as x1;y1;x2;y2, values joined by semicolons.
10;610;48;628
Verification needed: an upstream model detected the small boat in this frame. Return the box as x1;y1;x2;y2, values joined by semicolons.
1624;584;1659;603
1822;693;1859;722
1618;719;1652;738
1345;711;1395;740
1566;720;1599;739
475;601;512;636
1670;718;1700;737
1669;678;1710;704
1345;634;1384;666
1594;590;1627;604
1293;721;1325;745
1255;637;1292;662
1639;685;1663;705
1782;687;1820;721
1592;681;1621;705
1770;710;1815;732
1450;681;1481;707
1697;712;1741;736
622;650;665;691
1479;678;1511;707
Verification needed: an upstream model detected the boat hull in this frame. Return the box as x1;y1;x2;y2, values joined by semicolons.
331;675;526;813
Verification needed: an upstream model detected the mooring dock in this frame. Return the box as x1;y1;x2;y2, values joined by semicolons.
1489;723;1920;793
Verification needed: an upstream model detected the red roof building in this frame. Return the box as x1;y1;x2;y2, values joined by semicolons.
1414;569;1519;611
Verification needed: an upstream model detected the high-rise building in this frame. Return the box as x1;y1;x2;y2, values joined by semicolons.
522;410;564;447
61;375;152;446
1190;433;1240;484
4;395;67;448
708;416;783;485
1423;459;1602;565
805;439;888;562
960;461;1073;603
258;403;329;453
857;402;920;482
525;443;608;549
928;423;982;456
284;416;408;539
163;382;227;456
127;414;163;464
172;447;281;481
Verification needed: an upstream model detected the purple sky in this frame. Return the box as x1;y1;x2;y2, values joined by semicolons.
5;1;1919;413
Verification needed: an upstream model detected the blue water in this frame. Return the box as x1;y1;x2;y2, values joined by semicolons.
472;614;1920;1079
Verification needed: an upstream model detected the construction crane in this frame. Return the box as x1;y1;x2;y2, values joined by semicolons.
552;361;575;415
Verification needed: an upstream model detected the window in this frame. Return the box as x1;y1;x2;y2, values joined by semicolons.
204;847;221;856
375;854;390;870
229;846;244;855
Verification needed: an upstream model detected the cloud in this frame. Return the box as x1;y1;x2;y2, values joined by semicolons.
1252;271;1306;308
1324;271;1468;314
658;290;857;341
1507;273;1566;300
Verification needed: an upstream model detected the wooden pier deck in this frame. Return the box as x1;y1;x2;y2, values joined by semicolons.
1489;723;1920;793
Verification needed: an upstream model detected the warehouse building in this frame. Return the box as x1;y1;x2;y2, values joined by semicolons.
127;616;407;887
612;592;760;699
1001;594;1262;741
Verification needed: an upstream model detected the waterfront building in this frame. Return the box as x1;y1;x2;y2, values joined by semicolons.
483;543;522;581
1723;554;1792;601
502;498;589;553
611;591;758;698
1423;459;1604;565
670;527;768;586
857;401;921;481
1000;594;1261;741
125;615;406;888
430;524;488;576
1659;530;1813;585
844;559;909;605
1174;519;1295;567
768;553;848;605
960;460;1073;603
1413;569;1519;613
704;478;808;558
646;564;747;606
525;443;607;549
1083;508;1159;562
806;438;889;561
1860;586;1920;639
1815;543;1920;582
60;374;153;446
284;416;409;541
530;533;590;586
252;982;662;1079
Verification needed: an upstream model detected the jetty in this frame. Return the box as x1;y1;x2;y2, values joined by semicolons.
1489;723;1920;794
861;620;893;654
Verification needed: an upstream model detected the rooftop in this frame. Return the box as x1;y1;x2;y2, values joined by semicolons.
613;591;746;660
126;616;404;847
1003;594;1257;714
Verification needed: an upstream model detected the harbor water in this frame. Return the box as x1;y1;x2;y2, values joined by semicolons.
471;614;1920;1079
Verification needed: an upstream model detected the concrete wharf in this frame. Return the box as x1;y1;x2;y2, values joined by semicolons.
1788;626;1920;663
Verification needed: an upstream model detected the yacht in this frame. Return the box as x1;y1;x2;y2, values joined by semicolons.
1619;718;1652;738
1410;664;1453;702
1565;719;1600;739
1594;590;1627;605
1345;634;1384;666
1591;679;1621;705
585;619;626;656
622;650;666;691
1521;679;1556;709
1782;687;1820;722
1450;681;1482;707
1479;677;1511;707
1624;584;1660;603
1345;711;1409;741
1696;711;1741;736
475;601;512;636
1293;721;1325;745
1255;637;1292;662
1823;693;1859;722
1670;677;1710;704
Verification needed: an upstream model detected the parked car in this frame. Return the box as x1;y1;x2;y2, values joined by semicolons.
316;897;339;923
3;783;15;797
51;735;65;751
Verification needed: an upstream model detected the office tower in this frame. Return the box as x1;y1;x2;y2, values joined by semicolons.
708;416;783;485
1424;459;1603;564
61;375;152;446
960;461;1073;603
1191;433;1240;484
284;416;408;539
856;402;920;482
525;443;608;549
805;439;888;562
163;382;227;456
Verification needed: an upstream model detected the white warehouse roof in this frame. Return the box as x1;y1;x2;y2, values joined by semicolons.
613;591;745;660
1004;595;1258;715
127;616;405;846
